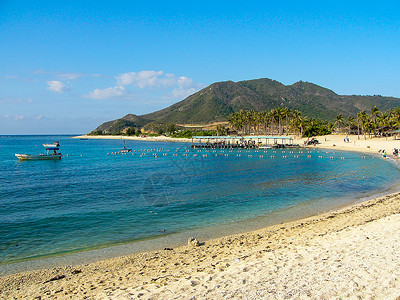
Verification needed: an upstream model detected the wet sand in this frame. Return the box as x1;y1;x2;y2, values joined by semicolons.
2;134;400;299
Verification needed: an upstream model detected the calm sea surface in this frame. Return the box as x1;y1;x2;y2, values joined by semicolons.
1;135;400;269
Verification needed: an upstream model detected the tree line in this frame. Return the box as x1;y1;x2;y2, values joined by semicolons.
228;108;329;137
334;106;400;139
228;106;400;138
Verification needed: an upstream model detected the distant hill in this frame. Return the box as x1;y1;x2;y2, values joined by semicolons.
90;78;400;134
91;114;149;134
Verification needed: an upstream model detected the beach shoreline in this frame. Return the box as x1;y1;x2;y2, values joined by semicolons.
2;134;400;298
72;134;193;143
1;191;400;298
73;133;400;155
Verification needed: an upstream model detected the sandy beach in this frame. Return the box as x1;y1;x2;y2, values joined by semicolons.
308;134;400;155
2;134;400;299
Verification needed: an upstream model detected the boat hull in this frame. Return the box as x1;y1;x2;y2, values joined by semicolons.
15;154;62;161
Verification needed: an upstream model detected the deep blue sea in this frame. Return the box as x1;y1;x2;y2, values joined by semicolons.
1;135;400;270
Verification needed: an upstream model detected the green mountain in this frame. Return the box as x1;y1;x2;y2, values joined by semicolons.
90;78;400;134
90;114;149;134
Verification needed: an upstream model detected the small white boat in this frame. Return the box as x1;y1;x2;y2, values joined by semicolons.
15;153;62;160
15;142;62;161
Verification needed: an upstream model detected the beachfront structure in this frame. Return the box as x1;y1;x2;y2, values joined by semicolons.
191;135;295;149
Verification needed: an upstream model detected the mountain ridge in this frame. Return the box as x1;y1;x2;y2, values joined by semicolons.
91;78;400;134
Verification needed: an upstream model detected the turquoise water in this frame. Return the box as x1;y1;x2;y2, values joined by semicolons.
1;135;400;266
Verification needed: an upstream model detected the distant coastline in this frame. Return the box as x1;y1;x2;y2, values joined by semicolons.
72;134;193;143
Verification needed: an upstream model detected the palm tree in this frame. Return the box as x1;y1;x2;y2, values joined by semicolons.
391;108;400;131
357;110;369;140
370;106;380;136
228;112;241;134
297;115;307;138
282;107;292;135
272;107;284;135
290;110;303;137
260;111;271;134
335;114;344;133
346;116;355;135
254;111;264;135
216;124;226;136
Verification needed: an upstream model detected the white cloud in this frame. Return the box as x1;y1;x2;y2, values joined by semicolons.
115;71;199;92
35;114;43;120
177;76;194;87
86;86;125;100
14;115;24;120
116;71;165;88
4;114;9;119
87;70;203;101
46;80;69;93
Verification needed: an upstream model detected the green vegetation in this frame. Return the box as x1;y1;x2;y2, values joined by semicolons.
89;130;104;136
229;106;400;138
89;78;400;136
142;122;179;135
125;127;141;136
228;108;332;137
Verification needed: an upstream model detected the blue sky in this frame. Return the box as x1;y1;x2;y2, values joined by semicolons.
1;0;400;134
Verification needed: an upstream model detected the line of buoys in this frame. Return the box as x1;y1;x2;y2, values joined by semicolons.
107;147;378;163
